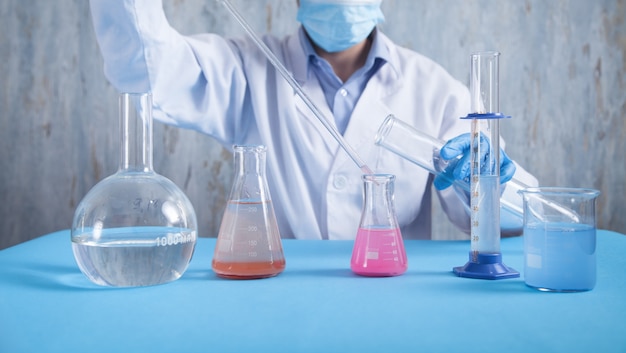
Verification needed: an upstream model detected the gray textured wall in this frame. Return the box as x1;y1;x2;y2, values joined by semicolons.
1;0;624;249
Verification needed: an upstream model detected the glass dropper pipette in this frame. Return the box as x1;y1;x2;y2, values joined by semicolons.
219;0;374;175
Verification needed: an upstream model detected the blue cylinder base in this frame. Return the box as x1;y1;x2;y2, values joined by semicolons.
453;252;519;280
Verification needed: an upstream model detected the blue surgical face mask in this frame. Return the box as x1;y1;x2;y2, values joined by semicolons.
297;0;385;53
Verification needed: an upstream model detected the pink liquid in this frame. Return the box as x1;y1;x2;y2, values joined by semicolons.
350;227;407;277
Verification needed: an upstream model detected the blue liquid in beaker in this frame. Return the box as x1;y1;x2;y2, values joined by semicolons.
524;223;596;292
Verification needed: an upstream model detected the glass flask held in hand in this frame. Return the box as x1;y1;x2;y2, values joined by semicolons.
71;93;198;287
351;174;408;277
212;145;285;279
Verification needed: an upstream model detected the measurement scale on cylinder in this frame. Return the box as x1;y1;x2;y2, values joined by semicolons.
453;51;519;280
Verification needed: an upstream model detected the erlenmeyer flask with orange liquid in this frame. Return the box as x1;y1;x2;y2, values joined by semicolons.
212;145;285;279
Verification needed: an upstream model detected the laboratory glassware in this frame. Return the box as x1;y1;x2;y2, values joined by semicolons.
351;174;407;277
71;93;198;287
452;51;519;279
212;145;286;279
219;0;373;175
519;187;599;292
375;114;581;228
375;113;526;227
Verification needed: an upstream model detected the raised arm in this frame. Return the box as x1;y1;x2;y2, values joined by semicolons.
89;0;248;141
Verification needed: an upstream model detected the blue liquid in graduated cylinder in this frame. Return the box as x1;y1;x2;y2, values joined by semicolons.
524;223;596;291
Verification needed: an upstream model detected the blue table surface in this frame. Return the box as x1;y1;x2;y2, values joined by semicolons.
1;230;625;353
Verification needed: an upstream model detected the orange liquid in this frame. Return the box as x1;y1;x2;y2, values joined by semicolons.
212;259;286;279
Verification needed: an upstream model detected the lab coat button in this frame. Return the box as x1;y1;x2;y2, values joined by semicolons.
333;175;347;189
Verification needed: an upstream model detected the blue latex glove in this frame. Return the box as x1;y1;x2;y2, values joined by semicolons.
433;133;516;190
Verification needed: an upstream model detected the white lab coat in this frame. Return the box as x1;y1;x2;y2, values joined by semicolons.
89;0;538;240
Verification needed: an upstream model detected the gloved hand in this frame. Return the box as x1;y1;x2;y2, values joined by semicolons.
433;133;516;190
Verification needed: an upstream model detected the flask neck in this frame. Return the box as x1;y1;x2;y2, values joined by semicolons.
361;174;397;228
119;93;154;172
230;145;269;202
234;145;266;176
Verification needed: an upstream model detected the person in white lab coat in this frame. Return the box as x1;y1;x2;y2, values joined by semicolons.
88;0;538;240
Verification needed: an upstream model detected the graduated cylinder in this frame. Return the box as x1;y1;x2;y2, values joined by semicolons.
452;51;519;280
467;51;505;256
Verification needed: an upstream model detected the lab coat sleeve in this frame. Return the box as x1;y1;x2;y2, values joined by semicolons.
500;161;539;236
89;0;249;145
430;78;474;235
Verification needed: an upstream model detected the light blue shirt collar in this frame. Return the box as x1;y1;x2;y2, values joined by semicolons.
297;26;392;134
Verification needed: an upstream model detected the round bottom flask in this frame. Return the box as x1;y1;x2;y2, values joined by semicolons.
71;93;198;287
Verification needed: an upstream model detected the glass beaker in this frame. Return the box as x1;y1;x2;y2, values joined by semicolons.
71;93;198;287
519;187;600;292
351;174;408;277
212;145;285;279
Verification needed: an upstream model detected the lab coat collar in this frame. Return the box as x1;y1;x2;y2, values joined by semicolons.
287;25;404;174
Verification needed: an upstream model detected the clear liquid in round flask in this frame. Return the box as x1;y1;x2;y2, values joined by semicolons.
71;93;198;287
